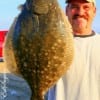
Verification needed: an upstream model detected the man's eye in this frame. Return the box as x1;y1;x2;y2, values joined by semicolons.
71;5;78;9
84;6;90;10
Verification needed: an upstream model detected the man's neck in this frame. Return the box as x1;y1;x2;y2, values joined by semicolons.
73;30;95;37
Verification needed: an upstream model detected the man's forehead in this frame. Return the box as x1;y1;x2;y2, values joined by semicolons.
67;0;91;4
66;0;96;6
67;0;89;3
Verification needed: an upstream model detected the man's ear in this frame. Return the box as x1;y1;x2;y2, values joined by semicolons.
65;5;69;16
92;7;96;18
94;7;96;16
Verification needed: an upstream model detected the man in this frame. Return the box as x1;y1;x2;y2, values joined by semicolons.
46;0;100;100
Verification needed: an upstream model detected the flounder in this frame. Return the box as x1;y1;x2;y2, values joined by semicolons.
3;0;74;100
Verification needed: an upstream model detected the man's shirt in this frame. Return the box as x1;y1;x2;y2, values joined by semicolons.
47;34;100;100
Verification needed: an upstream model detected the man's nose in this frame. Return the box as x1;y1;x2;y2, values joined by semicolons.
77;7;85;15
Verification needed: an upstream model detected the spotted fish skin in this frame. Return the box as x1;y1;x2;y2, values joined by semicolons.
4;0;74;100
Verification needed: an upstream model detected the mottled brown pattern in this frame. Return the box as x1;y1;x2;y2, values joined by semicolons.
3;0;74;100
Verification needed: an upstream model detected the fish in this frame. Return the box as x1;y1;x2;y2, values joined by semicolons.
3;0;74;100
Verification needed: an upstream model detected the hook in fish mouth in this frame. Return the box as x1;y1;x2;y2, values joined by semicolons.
25;0;49;14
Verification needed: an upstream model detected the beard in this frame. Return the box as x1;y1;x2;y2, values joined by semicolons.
72;14;88;31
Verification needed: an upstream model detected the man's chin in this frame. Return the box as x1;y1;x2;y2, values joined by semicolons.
73;26;86;33
73;19;87;27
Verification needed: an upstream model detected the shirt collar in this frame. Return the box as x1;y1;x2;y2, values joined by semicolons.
74;30;95;38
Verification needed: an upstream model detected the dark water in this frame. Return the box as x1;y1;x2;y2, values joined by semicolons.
0;73;31;100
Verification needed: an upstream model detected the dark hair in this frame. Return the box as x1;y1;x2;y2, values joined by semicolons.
65;0;68;3
65;0;72;3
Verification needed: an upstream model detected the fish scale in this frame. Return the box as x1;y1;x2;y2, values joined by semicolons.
3;0;74;100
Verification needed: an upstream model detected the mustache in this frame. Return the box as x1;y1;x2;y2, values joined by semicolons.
73;14;87;20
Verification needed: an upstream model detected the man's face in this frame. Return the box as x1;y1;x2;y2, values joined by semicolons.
66;1;96;33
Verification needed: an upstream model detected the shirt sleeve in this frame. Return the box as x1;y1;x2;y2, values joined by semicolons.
44;85;56;100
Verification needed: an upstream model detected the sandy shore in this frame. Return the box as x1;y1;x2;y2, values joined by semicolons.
0;62;10;73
